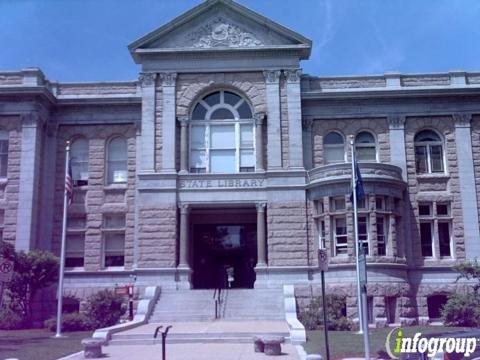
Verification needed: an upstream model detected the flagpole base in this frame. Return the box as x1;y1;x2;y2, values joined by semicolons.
355;330;364;335
53;333;67;338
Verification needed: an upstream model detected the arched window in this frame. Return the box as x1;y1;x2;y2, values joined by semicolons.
190;90;254;173
414;130;444;174
355;131;376;162
70;137;89;185
107;137;127;184
324;132;345;164
0;131;8;178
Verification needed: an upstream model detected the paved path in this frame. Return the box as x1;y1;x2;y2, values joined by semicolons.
62;343;301;360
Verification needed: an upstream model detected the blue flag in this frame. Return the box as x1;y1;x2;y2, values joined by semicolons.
350;163;365;202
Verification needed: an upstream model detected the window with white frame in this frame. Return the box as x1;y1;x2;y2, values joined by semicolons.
103;214;126;267
437;203;451;257
355;131;376;162
316;219;326;249
65;216;86;267
376;215;387;256
358;215;369;255
414;130;444;174
330;197;346;212
333;216;348;255
324;132;345;164
70;137;89;185
419;202;434;257
190;90;254;173
0;131;8;178
107;137;127;184
418;202;452;258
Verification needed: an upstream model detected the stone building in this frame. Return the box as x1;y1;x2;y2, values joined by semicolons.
1;0;480;326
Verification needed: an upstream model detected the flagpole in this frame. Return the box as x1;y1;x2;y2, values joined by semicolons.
55;141;70;338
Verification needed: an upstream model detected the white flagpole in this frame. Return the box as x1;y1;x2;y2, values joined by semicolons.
55;141;70;338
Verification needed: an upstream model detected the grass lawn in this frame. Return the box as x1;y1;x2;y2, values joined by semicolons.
0;328;92;360
304;326;469;359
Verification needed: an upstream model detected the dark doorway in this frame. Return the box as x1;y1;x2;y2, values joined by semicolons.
427;294;448;320
193;223;257;289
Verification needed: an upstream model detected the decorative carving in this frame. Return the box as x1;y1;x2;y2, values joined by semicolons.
388;115;406;129
453;113;472;128
159;72;177;87
284;69;302;83
254;112;266;126
138;73;156;87
177;115;189;127
256;202;267;212
178;203;190;214
263;70;281;84
187;17;263;49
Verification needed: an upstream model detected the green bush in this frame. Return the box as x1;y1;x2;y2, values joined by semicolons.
0;308;24;329
85;289;126;329
44;312;92;332
298;294;353;331
441;292;480;327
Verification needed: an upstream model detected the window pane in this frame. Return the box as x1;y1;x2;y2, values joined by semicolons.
0;154;7;178
420;222;433;257
108;137;127;184
108;161;127;183
210;108;235;120
377;216;386;256
68;216;86;229
224;91;242;107
355;132;375;144
335;218;346;235
356;147;376;161
438;222;451;257
192;103;207;120
71;137;89;183
325;146;344;163
210;150;235;173
419;204;431;216
240;149;254;168
240;125;253;148
109;138;127;161
430;145;444;172
191;126;206;148
105;233;125;267
203;92;220;107
415;146;428;173
376;197;385;210
324;132;343;145
0;139;8;178
0;210;4;226
237;102;252;118
104;214;125;229
191;150;206;170
211;125;235;148
66;234;85;252
437;204;449;216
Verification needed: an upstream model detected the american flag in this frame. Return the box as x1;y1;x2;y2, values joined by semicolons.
65;159;73;206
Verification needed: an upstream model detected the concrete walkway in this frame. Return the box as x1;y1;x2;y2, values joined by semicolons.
62;343;301;360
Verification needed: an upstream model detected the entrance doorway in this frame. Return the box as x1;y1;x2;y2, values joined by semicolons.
192;222;257;289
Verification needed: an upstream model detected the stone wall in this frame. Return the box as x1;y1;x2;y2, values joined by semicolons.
0;116;22;245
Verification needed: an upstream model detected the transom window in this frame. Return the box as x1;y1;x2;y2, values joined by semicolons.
355;131;376;162
324;132;345;164
414;130;444;174
190;90;254;173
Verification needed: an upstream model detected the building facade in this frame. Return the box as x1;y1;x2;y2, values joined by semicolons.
1;0;480;326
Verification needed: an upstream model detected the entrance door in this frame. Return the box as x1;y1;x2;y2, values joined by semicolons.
193;223;257;289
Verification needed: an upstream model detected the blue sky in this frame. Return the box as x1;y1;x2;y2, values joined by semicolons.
1;0;479;82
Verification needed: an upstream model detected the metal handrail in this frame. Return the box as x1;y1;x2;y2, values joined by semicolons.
154;325;172;360
213;287;221;319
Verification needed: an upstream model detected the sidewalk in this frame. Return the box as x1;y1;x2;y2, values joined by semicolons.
61;342;302;360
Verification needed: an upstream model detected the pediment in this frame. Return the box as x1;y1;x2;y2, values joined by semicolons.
129;0;311;62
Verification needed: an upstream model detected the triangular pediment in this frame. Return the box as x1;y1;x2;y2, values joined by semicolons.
129;0;311;62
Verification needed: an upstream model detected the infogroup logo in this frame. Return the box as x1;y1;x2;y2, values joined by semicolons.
385;327;478;359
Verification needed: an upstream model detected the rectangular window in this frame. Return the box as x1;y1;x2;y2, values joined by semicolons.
331;197;346;212
0;138;8;178
65;234;85;267
415;146;428;173
334;217;348;255
376;196;385;210
240;124;254;172
430;145;444;172
103;214;125;267
419;203;431;216
438;222;451;257
317;200;324;215
420;222;433;257
358;216;369;255
210;125;236;173
317;220;326;249
376;216;386;256
436;203;449;216
357;196;367;210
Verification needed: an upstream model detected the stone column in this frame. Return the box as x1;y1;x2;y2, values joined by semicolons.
178;204;190;268
256;202;267;267
454;113;480;259
254;112;265;171
388;115;407;181
16;112;42;251
284;69;304;169
159;72;177;173
139;73;157;172
263;70;282;169
178;116;189;174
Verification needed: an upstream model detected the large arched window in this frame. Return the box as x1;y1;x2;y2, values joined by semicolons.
324;131;345;164
190;90;254;173
0;131;8;178
355;131;376;162
70;137;89;185
107;137;127;184
414;130;444;174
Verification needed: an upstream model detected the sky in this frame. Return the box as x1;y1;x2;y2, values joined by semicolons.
1;0;479;82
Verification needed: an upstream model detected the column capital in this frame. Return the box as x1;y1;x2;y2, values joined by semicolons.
21;112;41;128
388;115;406;130
254;112;266;126
263;70;281;84
256;202;267;212
177;115;189;126
302;116;314;129
284;68;302;83
159;72;177;87
138;72;157;87
453;113;472;128
178;203;190;214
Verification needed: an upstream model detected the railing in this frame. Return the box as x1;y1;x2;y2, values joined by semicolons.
213;287;222;319
154;325;172;360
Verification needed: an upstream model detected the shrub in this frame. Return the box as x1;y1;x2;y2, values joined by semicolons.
298;294;353;331
85;289;126;329
44;312;92;332
0;308;24;330
441;292;480;327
